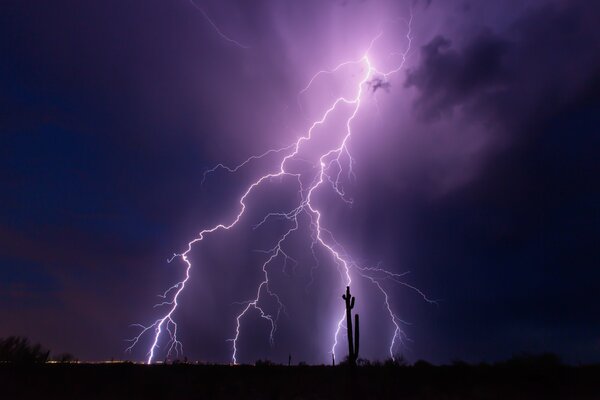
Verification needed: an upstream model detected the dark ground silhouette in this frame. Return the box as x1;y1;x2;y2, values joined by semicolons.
2;336;599;399
1;357;599;399
0;336;49;364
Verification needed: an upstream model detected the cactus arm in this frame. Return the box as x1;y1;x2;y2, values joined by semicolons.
354;314;359;362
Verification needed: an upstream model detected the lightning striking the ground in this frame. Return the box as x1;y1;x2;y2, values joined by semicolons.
127;9;434;365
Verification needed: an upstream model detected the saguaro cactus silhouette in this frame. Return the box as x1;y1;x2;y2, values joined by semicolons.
342;286;360;366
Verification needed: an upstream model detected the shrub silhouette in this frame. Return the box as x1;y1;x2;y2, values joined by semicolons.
53;352;75;363
413;359;433;368
0;336;50;363
382;353;407;367
502;352;563;369
254;359;275;367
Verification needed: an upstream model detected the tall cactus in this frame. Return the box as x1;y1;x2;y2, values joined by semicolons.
342;286;360;366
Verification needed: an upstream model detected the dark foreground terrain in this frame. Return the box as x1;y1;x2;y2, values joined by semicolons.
2;362;599;399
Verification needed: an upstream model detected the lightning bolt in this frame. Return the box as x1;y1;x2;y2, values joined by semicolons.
128;8;434;365
189;0;250;49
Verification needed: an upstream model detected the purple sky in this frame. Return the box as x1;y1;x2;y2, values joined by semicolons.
1;0;599;364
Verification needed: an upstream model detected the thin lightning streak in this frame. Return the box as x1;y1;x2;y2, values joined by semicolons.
129;9;430;364
201;144;295;185
296;32;383;113
189;0;250;49
358;273;405;359
229;218;298;364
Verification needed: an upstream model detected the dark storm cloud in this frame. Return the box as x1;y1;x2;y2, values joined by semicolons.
405;31;509;121
387;0;600;363
406;0;600;131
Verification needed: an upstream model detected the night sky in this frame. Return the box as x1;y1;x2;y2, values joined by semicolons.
1;0;599;365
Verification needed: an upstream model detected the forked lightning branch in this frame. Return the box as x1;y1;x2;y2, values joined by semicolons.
127;10;434;365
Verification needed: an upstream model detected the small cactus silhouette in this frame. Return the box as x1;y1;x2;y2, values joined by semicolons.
342;286;360;366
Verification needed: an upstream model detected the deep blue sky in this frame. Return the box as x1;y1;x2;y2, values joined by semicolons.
1;0;599;364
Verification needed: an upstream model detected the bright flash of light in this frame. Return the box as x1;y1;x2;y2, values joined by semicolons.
127;8;435;365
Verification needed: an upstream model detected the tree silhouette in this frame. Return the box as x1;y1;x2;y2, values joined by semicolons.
0;336;50;363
